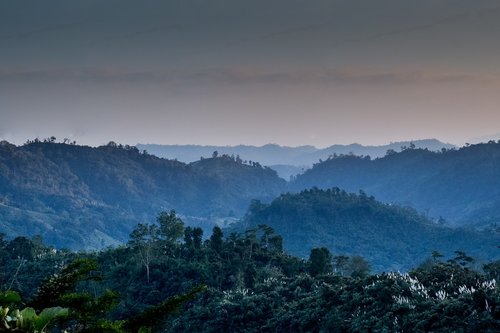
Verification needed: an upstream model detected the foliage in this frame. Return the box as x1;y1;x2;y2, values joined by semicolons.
30;258;100;310
0;141;285;250
124;285;206;332
0;291;68;333
308;247;333;276
237;188;500;271
171;258;500;332
1;211;499;332
291;141;500;228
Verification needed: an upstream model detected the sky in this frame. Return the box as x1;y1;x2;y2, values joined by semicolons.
1;0;500;147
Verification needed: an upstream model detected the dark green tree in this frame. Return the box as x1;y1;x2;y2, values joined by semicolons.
30;258;100;310
333;255;350;276
6;237;35;261
192;227;203;250
308;247;333;277
347;255;371;278
183;227;193;249
209;227;224;254
157;210;185;244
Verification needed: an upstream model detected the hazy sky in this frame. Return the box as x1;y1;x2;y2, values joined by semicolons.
1;0;500;147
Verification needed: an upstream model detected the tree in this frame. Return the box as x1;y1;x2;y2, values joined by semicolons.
483;260;500;281
385;149;397;156
258;224;275;249
431;250;444;261
128;223;159;283
6;237;35;261
192;227;203;250
184;227;193;249
124;285;206;333
157;210;184;245
0;233;8;249
209;227;224;253
30;258;100;310
347;255;370;278
450;250;474;267
333;255;350;276
268;235;283;253
308;247;333;277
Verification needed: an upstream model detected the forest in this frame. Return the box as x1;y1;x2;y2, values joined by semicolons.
0;140;285;249
291;140;500;228
3;0;500;331
1;210;499;332
237;188;499;271
1;140;500;331
2;140;500;252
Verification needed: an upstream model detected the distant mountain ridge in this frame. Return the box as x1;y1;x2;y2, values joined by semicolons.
0;141;285;249
137;139;455;179
2;138;500;256
290;141;500;228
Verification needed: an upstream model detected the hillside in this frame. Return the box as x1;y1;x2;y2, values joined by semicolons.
237;188;500;271
137;139;454;179
291;141;500;227
0;141;285;249
2;139;499;253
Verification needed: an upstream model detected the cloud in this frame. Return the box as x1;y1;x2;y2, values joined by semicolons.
0;68;497;87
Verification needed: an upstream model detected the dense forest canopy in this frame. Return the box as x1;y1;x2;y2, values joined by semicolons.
1;212;499;332
237;188;500;271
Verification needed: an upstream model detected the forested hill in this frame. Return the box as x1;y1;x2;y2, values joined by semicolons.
290;141;500;228
0;141;285;249
138;139;454;167
237;188;500;271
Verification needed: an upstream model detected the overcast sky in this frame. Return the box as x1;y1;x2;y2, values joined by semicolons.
1;0;500;147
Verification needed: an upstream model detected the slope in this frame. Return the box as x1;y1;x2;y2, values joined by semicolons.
291;141;500;227
0;141;286;249
237;188;500;271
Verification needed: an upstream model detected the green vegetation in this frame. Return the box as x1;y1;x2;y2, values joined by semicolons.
0;290;68;333
2;139;500;255
291;141;500;228
0;140;285;249
1;139;500;330
1;210;499;332
238;188;500;271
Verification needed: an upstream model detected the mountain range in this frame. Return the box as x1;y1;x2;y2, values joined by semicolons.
1;139;500;271
290;141;500;228
0;140;285;249
137;139;455;179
